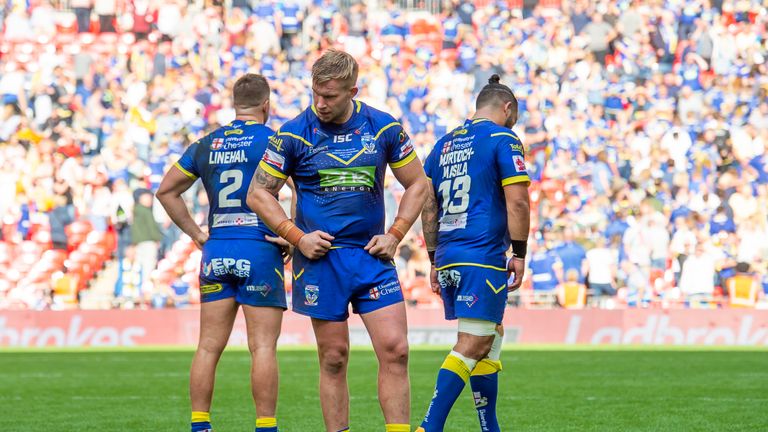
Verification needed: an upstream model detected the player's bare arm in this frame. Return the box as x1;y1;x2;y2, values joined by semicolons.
156;165;208;249
247;166;334;259
263;177;297;261
421;185;441;294
504;183;530;291
365;159;430;260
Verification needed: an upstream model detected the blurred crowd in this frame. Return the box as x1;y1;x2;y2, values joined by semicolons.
1;0;767;310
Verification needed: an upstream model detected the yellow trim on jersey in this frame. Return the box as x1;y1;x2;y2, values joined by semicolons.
441;354;471;383
389;151;417;169
258;161;288;180
472;118;490;124
326;147;367;165
486;279;507;294
425;176;432;181
501;175;530;186
491;131;520;141
329;246;343;250
435;262;507;272
256;417;277;428
355;100;362;113
274;268;284;281
374;122;401;140
293;268;305;280
471;359;502;376
278;131;313;147
174;162;197;180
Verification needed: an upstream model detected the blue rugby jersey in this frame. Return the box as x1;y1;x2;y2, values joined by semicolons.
423;118;530;271
258;100;417;248
175;120;275;240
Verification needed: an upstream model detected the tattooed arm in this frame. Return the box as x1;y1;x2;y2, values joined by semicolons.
421;185;439;253
421;183;441;294
246;165;289;231
247;165;334;259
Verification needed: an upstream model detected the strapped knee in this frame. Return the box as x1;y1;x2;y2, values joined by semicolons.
457;318;497;337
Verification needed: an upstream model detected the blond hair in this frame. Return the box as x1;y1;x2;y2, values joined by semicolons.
311;49;359;88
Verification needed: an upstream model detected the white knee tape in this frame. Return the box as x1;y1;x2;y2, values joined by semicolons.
457;318;497;337
488;331;503;361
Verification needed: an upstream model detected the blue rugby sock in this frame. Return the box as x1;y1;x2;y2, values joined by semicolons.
470;359;502;432
418;352;476;432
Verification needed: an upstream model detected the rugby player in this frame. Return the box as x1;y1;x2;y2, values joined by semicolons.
247;49;429;432
157;74;287;432
416;75;531;432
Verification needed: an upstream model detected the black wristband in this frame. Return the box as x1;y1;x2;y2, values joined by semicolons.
428;250;436;265
511;240;527;259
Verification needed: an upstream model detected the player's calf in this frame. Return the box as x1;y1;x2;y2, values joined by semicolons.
418;319;496;432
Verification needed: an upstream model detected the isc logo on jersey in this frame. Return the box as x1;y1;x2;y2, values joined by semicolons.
333;134;353;143
202;258;251;277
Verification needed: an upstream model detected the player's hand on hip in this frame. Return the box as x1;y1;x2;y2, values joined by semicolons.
297;230;334;259
265;235;293;263
364;233;399;260
430;266;440;295
193;231;209;249
507;257;525;292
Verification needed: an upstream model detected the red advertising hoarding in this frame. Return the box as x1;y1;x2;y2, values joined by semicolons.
1;309;767;347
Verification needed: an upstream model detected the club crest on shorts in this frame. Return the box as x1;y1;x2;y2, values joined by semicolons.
438;269;462;289
304;284;319;306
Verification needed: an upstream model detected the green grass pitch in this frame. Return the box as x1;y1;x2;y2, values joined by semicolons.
2;347;767;431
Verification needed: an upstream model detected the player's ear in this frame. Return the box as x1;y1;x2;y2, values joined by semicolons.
263;99;270;121
349;85;359;99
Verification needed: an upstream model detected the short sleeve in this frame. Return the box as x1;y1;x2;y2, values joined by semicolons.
423;146;437;181
494;131;530;186
259;129;299;179
174;142;200;179
382;122;417;169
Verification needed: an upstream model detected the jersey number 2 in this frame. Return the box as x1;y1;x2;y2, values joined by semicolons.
438;175;471;215
219;170;243;208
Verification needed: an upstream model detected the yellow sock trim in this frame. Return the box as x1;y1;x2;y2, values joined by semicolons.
471;359;502;376
191;411;210;423
385;424;411;432
441;354;471;383
256;417;277;428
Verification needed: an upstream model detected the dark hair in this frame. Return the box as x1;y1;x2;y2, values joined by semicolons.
475;74;518;112
233;74;270;109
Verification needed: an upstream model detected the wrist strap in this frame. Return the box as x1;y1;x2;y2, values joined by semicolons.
276;219;305;247
387;217;410;242
511;240;527;260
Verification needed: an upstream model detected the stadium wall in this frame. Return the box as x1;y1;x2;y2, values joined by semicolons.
2;310;768;348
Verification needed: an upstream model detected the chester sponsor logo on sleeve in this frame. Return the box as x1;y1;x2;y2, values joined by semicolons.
211;138;224;150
